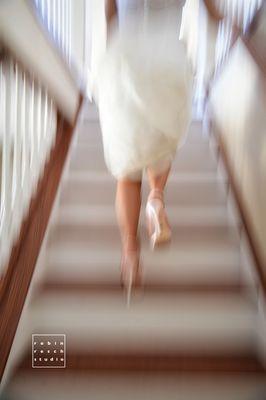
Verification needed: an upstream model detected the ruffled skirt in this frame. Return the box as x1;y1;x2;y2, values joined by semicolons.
94;11;193;179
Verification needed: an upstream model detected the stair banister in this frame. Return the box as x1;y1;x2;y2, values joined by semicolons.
0;0;84;380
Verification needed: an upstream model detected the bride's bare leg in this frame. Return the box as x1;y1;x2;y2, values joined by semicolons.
146;158;171;193
116;177;142;293
115;178;142;250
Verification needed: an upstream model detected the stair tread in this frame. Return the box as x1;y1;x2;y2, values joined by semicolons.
60;176;227;207
46;224;240;286
6;369;266;400
46;219;241;285
47;223;239;251
46;243;241;286
27;290;257;355
57;204;235;227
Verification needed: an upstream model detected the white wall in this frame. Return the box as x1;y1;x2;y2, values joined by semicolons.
210;38;266;270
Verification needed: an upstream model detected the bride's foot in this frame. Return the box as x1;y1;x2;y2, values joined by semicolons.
146;188;171;249
120;236;141;305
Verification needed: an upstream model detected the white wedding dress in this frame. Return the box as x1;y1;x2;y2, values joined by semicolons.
95;0;193;180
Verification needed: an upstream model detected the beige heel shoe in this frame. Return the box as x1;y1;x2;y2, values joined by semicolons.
146;189;171;250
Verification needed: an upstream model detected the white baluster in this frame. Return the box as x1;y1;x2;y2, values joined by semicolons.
29;81;36;190
38;85;42;155
0;61;13;270
43;90;49;164
47;0;51;31
0;62;7;271
62;0;65;54
53;0;56;40
10;63;23;243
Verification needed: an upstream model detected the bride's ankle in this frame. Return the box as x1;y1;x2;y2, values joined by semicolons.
148;188;164;202
122;234;139;252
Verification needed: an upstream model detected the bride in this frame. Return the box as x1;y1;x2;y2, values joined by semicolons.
95;0;223;301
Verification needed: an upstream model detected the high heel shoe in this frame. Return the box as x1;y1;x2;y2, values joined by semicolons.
146;188;171;249
120;237;141;306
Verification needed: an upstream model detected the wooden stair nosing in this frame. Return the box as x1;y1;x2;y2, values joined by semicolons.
38;281;251;296
16;352;266;373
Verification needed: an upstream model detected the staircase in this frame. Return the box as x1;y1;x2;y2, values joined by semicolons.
3;101;266;399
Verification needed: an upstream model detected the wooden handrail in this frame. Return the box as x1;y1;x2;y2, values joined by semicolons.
242;36;266;78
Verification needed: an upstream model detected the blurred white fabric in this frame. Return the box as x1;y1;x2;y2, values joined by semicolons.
179;0;218;117
94;0;193;180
